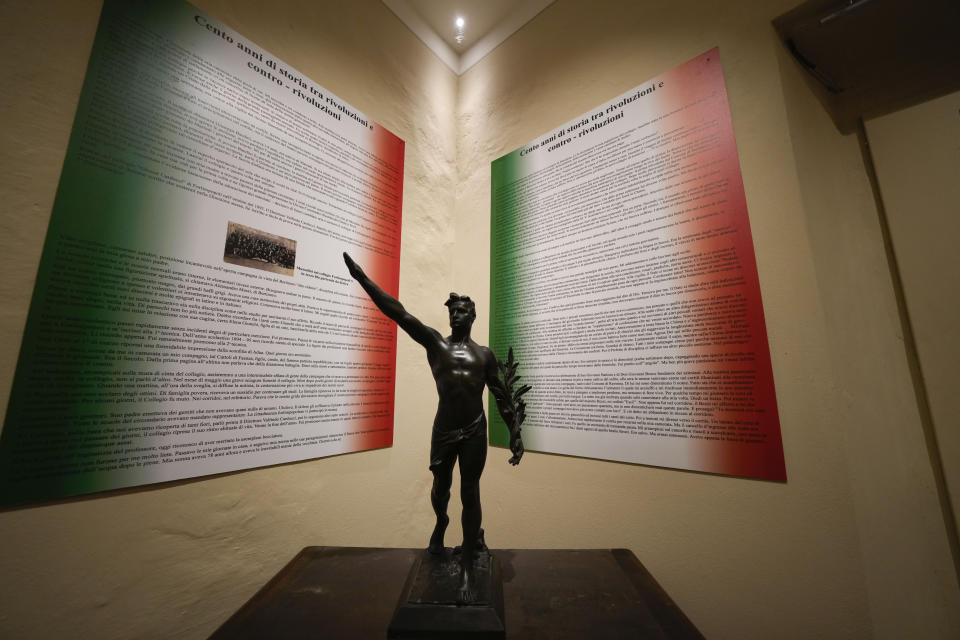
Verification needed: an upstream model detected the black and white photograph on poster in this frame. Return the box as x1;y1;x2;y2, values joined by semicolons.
223;221;297;276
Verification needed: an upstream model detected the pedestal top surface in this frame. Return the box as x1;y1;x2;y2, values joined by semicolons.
210;547;703;639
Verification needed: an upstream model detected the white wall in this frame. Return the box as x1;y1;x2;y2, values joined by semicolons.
866;91;960;530
0;1;957;638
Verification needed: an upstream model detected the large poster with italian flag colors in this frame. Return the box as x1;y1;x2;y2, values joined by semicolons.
0;0;403;506
489;49;785;481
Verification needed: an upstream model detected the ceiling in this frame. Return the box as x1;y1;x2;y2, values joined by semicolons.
383;0;555;75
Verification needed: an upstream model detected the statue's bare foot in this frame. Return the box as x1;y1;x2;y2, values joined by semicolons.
457;564;477;604
428;514;448;554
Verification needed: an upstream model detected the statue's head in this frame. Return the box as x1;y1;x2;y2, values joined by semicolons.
445;292;476;330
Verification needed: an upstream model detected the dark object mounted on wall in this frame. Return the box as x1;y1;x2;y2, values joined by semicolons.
773;0;960;133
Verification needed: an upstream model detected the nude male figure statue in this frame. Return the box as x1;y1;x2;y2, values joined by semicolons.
343;252;523;601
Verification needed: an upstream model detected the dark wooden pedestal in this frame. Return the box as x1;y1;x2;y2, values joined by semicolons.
209;547;703;639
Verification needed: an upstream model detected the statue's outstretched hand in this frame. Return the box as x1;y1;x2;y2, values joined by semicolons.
343;252;365;280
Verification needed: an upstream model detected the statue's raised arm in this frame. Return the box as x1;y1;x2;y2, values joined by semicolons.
343;252;441;349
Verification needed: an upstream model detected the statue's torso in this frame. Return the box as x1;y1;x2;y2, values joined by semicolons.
429;339;489;431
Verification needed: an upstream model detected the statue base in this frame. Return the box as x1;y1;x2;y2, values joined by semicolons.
387;548;505;639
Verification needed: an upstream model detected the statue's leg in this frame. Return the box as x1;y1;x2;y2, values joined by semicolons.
456;428;488;601
428;454;455;554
